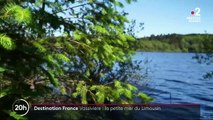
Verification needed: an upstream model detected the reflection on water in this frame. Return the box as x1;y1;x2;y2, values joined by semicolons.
133;52;213;119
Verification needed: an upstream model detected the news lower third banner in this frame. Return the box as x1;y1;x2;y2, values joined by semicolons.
29;104;200;120
12;99;200;120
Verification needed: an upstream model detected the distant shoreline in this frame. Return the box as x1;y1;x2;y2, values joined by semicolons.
133;33;213;53
136;51;212;54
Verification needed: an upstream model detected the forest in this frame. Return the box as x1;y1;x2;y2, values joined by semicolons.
134;34;213;53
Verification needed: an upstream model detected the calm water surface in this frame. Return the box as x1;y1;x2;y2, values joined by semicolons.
133;52;213;119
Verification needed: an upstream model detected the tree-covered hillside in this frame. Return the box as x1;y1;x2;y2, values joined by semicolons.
134;34;213;53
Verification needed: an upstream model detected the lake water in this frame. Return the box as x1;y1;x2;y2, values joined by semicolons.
132;52;213;119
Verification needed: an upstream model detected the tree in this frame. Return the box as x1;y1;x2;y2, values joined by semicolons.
193;34;213;79
0;0;152;119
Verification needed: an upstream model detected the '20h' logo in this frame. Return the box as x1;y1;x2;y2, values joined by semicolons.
12;99;30;116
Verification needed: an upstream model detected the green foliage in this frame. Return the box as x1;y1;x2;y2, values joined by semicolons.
138;93;154;103
89;80;143;104
54;53;70;62
0;0;151;119
1;3;31;24
0;66;6;72
0;87;12;99
4;111;27;120
33;42;47;53
41;68;59;87
71;80;151;104
72;81;88;104
0;34;15;50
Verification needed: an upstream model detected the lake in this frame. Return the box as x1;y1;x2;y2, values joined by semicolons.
132;52;213;119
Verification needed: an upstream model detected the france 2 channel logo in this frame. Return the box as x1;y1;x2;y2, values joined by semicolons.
186;8;201;23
